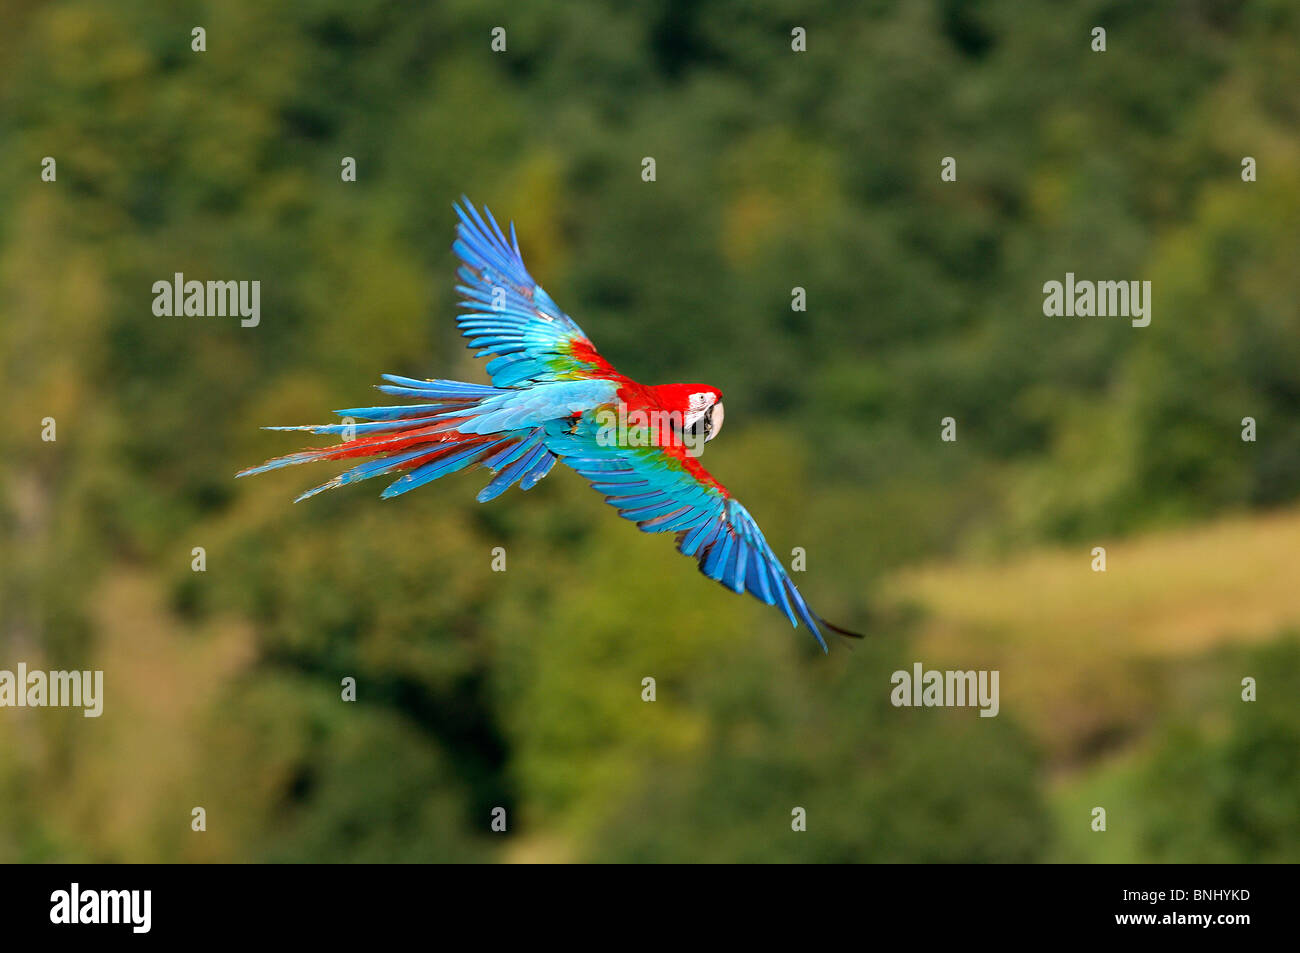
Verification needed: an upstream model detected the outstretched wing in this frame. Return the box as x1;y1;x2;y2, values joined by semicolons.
546;420;842;651
453;199;613;387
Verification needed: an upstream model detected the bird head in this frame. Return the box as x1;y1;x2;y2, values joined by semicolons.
651;383;724;455
685;389;725;444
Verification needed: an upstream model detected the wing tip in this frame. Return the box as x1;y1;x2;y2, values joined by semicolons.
817;614;866;640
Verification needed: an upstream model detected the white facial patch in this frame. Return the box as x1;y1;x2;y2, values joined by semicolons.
680;393;723;456
682;392;716;435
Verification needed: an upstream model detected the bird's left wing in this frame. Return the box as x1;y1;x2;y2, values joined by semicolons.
453;198;614;387
547;422;854;651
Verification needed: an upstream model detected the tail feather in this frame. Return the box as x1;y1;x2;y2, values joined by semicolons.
264;415;447;437
380;437;511;499
292;442;468;502
237;377;559;501
378;375;501;398
235;420;468;478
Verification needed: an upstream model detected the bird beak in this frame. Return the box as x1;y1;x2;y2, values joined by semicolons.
708;401;724;441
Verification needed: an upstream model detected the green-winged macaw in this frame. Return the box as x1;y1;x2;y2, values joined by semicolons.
239;200;859;650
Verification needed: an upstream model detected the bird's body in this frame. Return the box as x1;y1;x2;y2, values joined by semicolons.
239;200;857;650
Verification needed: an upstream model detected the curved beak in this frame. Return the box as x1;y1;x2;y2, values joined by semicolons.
707;401;724;441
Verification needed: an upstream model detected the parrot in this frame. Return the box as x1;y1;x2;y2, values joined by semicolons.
237;199;861;651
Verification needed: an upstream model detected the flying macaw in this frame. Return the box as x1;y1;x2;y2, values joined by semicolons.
238;199;860;650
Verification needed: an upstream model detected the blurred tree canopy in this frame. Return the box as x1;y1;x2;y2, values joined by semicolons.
1;0;1296;861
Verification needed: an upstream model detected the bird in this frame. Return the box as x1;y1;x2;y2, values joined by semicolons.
237;199;861;651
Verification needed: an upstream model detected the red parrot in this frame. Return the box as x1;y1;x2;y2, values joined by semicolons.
239;200;860;650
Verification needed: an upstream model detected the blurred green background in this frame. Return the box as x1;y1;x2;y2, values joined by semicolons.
2;0;1298;862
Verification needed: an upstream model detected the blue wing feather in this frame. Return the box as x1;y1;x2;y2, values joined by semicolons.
452;198;609;386
546;417;831;650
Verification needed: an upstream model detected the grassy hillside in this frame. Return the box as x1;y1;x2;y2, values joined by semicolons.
889;506;1300;761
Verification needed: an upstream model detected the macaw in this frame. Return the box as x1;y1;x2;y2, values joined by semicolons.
238;200;860;650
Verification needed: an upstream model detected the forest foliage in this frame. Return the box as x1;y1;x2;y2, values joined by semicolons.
1;0;1297;861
